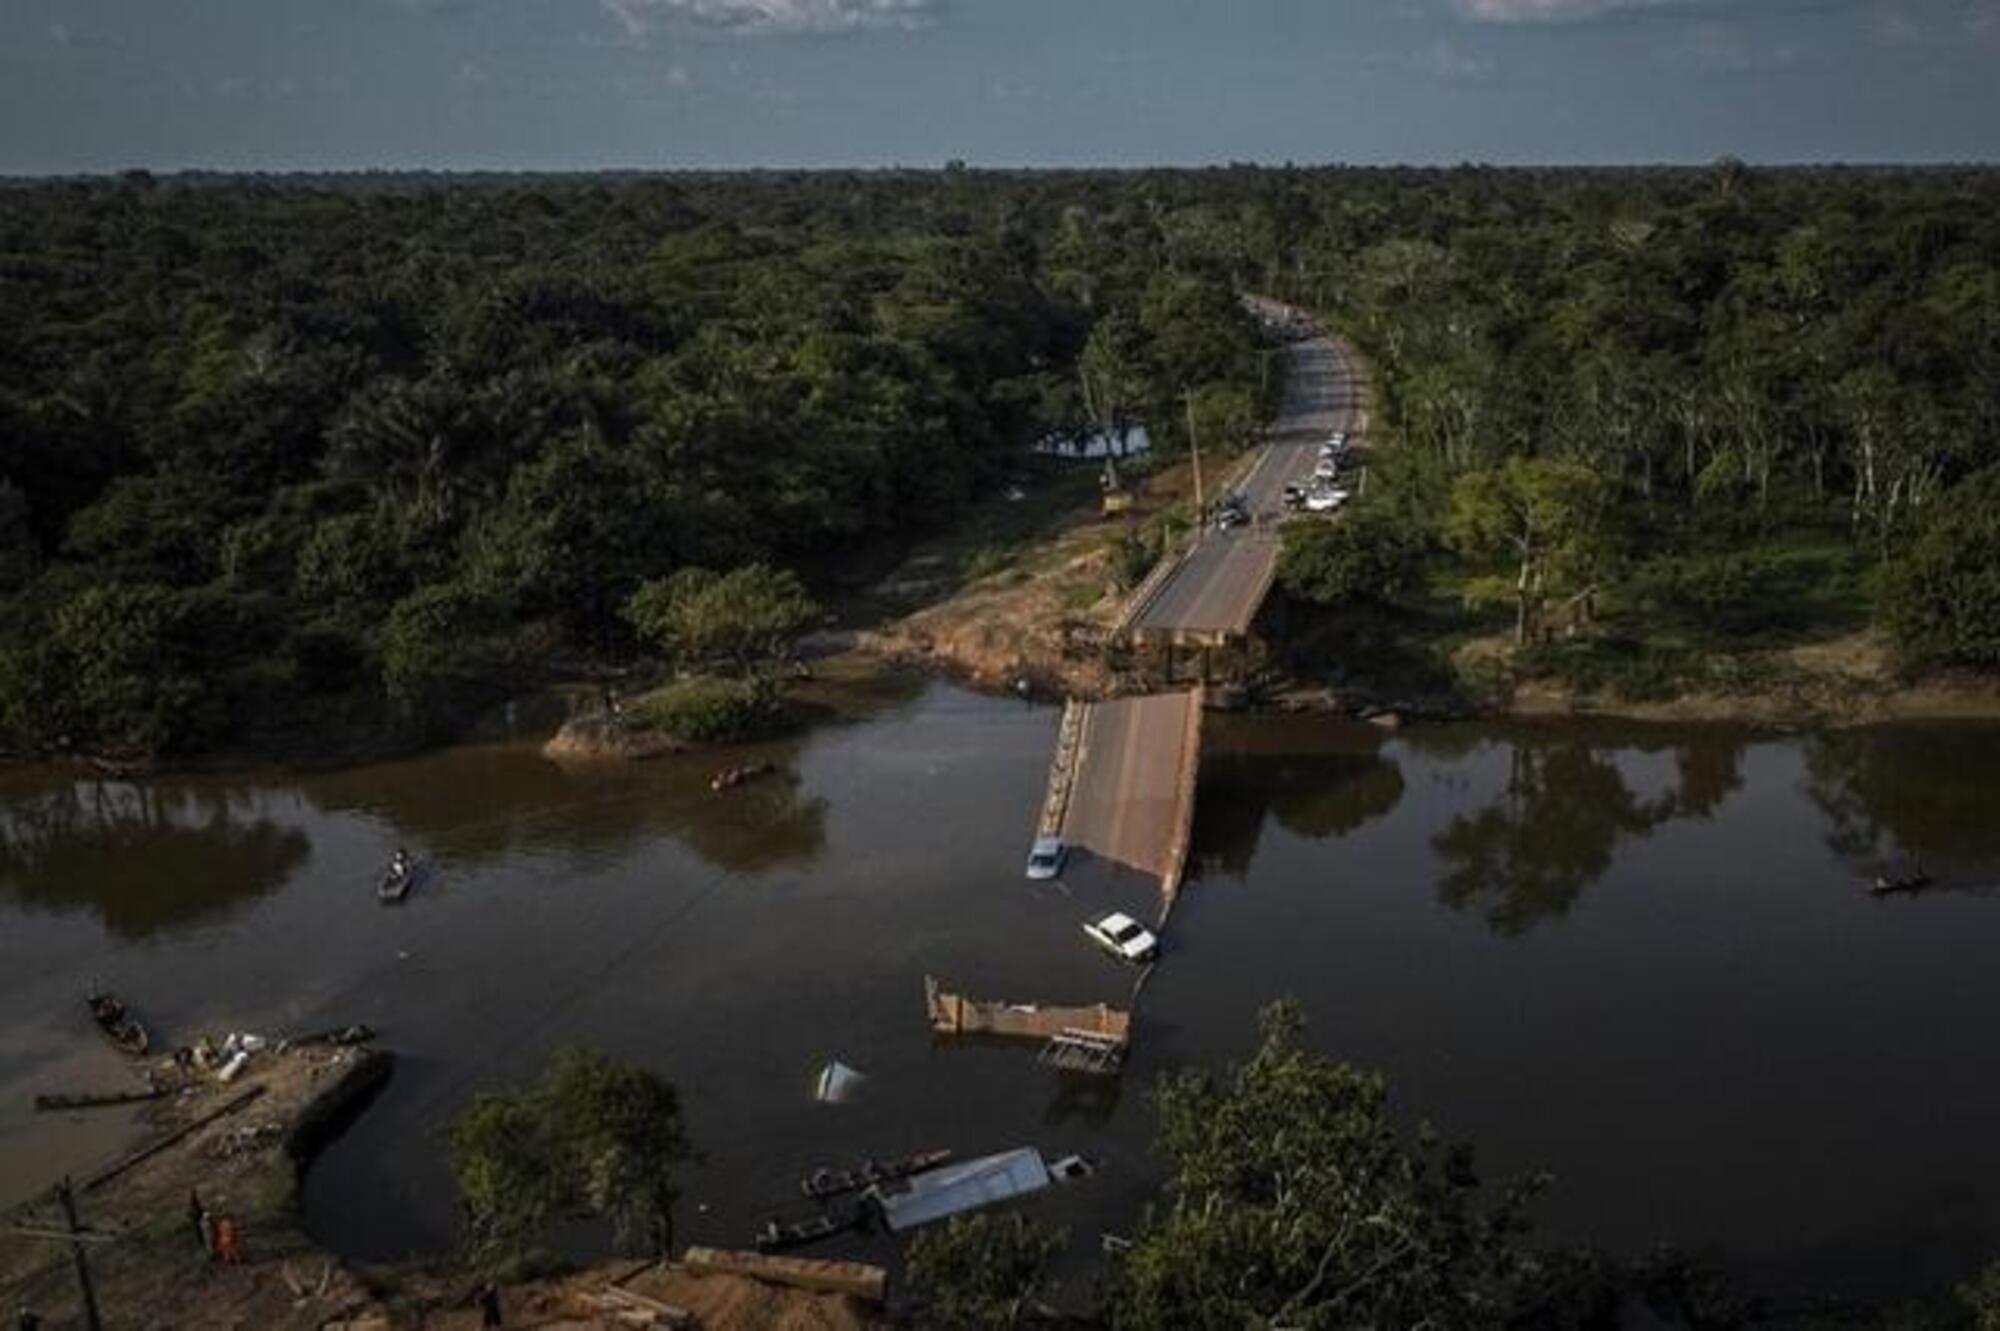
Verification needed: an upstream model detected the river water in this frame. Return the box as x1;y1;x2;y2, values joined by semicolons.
2;678;1997;1303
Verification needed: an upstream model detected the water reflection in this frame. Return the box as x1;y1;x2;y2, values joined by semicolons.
1804;727;2000;879
1424;730;1746;937
0;780;310;937
301;742;828;879
1191;719;1405;876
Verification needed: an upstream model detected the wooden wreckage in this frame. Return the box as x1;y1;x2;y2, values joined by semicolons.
924;976;1131;1075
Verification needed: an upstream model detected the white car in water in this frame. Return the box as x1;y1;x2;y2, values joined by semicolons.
1083;911;1159;964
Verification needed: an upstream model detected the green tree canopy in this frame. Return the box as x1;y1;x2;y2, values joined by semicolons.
1106;1001;1548;1330
1445;458;1610;644
1881;465;2000;668
448;1047;694;1266
1279;505;1427;609
623;563;818;670
908;1212;1068;1330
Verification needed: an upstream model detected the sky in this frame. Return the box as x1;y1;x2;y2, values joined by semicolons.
0;0;1995;173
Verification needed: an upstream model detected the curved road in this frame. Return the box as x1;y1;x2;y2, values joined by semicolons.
1125;311;1368;643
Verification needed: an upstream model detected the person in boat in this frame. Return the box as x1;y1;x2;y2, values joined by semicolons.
390;847;410;877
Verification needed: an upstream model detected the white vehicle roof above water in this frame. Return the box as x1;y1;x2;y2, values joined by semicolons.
1083;911;1159;963
1025;836;1066;880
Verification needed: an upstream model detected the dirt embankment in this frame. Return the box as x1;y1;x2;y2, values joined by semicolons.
1;1041;391;1330
1506;635;2000;727
1;1037;889;1330
859;456;1220;701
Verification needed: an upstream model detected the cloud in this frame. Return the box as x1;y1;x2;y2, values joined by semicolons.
602;0;940;37
1455;0;1682;20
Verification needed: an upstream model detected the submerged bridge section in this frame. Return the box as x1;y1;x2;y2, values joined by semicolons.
1038;690;1204;899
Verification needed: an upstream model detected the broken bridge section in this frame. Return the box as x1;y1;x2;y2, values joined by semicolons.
1043;689;1205;899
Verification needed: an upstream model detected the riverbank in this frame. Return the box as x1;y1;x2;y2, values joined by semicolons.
0;1039;390;1328
0;1034;890;1329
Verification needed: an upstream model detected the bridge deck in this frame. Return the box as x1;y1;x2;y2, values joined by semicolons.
1051;690;1204;896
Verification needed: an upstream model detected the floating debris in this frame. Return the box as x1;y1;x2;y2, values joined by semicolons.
812;1060;866;1104
869;1147;1051;1232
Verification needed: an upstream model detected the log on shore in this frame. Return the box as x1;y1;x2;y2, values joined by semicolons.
682;1246;888;1304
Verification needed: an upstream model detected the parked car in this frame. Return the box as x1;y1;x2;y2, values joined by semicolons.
1216;506;1249;531
1281;483;1307;510
1083;912;1159;964
1305;488;1350;513
1313;459;1340;481
1025;837;1067;881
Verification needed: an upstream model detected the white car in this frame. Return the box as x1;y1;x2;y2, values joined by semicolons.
1305;488;1350;513
1026;837;1067;881
1083;912;1159;964
1313;459;1340;481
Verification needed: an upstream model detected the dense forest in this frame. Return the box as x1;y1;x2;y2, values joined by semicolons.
0;170;1263;757
4;164;1999;757
1275;164;2000;699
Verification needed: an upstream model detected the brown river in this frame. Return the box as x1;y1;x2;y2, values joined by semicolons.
2;676;1997;1303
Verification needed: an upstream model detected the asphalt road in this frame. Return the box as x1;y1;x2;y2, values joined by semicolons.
1058;691;1202;880
1127;314;1366;642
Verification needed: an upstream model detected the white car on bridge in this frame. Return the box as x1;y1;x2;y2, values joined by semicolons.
1083;912;1159;964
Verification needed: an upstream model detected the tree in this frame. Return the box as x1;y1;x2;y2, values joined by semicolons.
1279;506;1426;609
1078;309;1149;454
623;563;818;671
1880;466;2000;668
449;1047;694;1267
3;583;218;757
378;581;515;716
1445;458;1609;644
907;1213;1067;1329
1962;1260;2000;1330
1105;1002;1547;1330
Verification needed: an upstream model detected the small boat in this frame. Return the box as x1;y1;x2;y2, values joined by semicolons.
378;855;417;903
753;1202;866;1253
86;991;149;1057
801;1149;953;1201
711;761;776;793
1868;859;1932;896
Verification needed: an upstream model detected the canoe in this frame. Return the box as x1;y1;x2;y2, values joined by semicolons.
1869;872;1932;896
711;761;776;793
378;859;417;903
801;1149;953;1201
86;992;149;1057
753;1202;866;1253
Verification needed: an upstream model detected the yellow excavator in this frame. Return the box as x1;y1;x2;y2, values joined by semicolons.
1100;455;1134;516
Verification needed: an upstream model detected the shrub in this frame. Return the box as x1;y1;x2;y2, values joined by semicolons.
638;675;785;744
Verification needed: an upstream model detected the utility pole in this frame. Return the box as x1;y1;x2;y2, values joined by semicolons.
1183;388;1205;542
58;1179;104;1331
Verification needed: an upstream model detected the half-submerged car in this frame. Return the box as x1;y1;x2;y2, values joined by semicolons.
1026;837;1067;880
1083;911;1159;964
